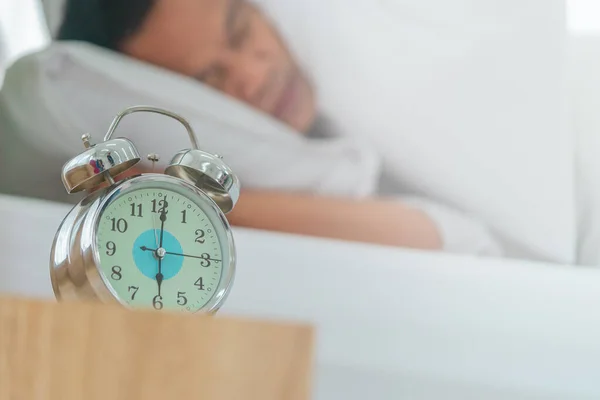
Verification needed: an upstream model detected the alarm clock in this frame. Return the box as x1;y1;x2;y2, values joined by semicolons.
49;106;239;314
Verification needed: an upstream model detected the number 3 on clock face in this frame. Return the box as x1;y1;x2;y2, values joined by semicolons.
94;178;234;314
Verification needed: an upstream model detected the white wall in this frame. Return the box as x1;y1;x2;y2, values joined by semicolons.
569;0;600;32
0;0;49;82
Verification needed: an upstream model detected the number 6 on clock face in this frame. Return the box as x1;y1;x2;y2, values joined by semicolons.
93;175;235;314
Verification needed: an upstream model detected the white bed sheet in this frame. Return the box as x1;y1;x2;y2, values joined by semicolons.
2;194;600;399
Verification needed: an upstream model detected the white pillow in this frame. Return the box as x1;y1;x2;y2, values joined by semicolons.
567;35;600;266
0;41;382;201
254;0;577;263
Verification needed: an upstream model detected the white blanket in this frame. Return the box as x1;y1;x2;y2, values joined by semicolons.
2;193;600;399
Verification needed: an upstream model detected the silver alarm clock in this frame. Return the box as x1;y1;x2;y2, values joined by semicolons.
49;106;239;314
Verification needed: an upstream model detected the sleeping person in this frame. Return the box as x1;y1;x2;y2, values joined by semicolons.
4;0;503;256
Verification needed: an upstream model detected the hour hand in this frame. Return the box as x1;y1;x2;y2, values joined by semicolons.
156;258;163;297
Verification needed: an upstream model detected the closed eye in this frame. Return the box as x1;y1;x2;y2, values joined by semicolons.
227;0;251;49
196;65;227;88
230;21;250;49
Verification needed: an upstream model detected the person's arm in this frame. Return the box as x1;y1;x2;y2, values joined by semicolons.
227;189;443;250
124;170;500;255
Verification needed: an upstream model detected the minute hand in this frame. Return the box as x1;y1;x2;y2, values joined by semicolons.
165;251;221;261
159;200;167;248
139;247;221;262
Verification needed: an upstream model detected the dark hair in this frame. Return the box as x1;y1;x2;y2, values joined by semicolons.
57;0;157;50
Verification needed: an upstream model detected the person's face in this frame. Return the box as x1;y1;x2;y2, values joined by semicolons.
122;0;316;133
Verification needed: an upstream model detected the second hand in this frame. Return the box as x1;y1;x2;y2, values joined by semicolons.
155;195;168;300
140;246;222;262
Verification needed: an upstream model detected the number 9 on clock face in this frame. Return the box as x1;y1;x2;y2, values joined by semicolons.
94;177;235;313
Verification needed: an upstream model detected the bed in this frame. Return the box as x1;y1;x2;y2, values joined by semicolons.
2;193;600;399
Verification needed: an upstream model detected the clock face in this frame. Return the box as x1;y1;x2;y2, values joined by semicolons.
95;181;231;313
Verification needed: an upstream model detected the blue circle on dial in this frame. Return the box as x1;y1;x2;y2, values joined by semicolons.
132;229;184;280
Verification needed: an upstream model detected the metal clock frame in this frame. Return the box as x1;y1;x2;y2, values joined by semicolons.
49;105;239;315
50;174;236;314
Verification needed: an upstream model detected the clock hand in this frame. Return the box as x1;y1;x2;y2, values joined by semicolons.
156;256;163;298
150;198;167;301
140;247;221;262
159;197;168;248
152;211;159;248
163;251;221;262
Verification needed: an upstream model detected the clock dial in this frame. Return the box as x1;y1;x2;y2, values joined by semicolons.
95;185;227;313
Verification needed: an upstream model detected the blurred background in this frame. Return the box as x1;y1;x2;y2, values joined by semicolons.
570;0;600;32
4;2;600;398
0;0;599;83
2;0;600;262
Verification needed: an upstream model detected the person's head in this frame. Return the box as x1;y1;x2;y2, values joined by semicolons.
58;0;316;133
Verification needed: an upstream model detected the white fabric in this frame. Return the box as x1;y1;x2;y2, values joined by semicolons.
402;196;502;256
3;193;600;399
567;34;600;266
0;42;503;257
254;0;576;263
0;42;382;199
